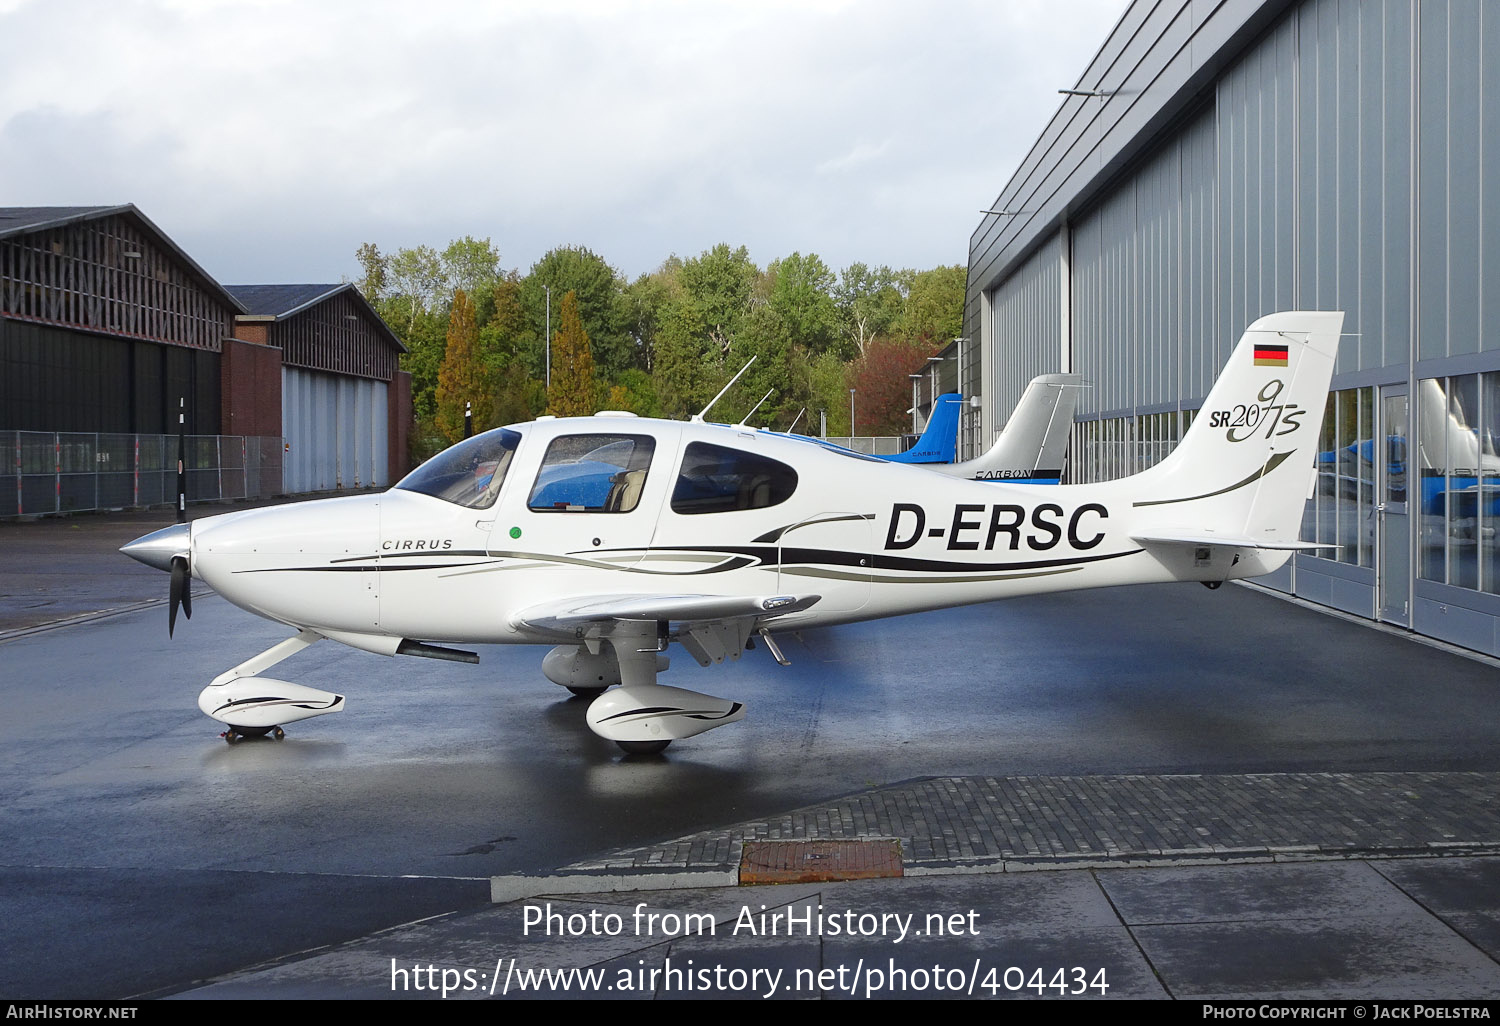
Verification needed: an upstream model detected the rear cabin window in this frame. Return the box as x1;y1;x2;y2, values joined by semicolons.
670;442;798;515
527;434;655;513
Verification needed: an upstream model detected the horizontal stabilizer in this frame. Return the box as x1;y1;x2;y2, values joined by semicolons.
1131;530;1336;551
512;592;821;632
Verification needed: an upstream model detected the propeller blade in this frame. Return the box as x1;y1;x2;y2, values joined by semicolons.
169;555;187;637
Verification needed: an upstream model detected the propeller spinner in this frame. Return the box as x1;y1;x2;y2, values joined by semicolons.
120;523;192;636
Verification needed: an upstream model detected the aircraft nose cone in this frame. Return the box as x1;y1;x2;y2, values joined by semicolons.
120;523;190;573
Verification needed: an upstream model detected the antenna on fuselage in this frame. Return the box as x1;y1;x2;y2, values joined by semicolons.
784;408;806;435
693;356;757;423
736;389;774;427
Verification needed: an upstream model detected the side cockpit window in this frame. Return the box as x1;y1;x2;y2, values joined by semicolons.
395;428;521;509
670;441;797;515
527;434;656;513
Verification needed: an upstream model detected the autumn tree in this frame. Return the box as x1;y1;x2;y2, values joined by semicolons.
846;337;940;437
435;290;487;443
547;291;595;418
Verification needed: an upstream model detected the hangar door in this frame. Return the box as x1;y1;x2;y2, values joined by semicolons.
282;367;389;493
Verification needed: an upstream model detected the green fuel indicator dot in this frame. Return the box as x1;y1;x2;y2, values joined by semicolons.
509;526;522;539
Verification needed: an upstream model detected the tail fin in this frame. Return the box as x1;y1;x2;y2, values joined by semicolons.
929;374;1083;482
887;393;961;464
1128;311;1343;554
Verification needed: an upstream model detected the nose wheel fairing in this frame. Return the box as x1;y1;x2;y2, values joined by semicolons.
196;631;345;737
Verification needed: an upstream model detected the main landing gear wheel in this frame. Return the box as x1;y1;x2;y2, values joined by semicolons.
566;686;608;699
616;739;670;755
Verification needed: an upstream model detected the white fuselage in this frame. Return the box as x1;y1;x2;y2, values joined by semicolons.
188;416;1281;649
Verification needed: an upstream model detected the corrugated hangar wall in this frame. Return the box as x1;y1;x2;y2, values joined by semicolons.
282;367;389;493
976;0;1500;655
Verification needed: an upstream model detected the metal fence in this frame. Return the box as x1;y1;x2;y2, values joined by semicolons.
3;432;283;517
824;436;907;456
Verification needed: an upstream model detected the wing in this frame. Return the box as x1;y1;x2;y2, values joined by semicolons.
509;592;821;667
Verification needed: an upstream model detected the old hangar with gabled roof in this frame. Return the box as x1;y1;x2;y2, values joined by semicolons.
1;205;412;513
224;283;410;494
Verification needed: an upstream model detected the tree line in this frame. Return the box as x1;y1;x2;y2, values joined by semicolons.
354;237;966;460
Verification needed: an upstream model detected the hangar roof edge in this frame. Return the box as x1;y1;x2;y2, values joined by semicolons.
0;204;247;314
225;282;407;354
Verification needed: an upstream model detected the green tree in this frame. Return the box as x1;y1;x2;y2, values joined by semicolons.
441;236;502;311
355;242;387;302
836;262;903;355
398;307;447;423
435;290;487;443
899;265;967;346
651;296;714;419
386;245;447;332
480;274;537;427
623;256;683;373
764;252;841;357
522;247;633;379
680;244;759;355
548;291;595;417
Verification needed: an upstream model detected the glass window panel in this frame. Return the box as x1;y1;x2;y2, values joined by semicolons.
1358;387;1375;568
1305;393;1336;552
395;428;521;510
670;442;798;515
1418;378;1450;584
1482;373;1500;593
528;434;656;513
1316;392;1336;551
1446;375;1481;590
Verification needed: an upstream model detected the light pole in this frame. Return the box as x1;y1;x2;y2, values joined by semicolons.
952;336;970;459
543;284;552;390
849;388;856;439
909;373;923;434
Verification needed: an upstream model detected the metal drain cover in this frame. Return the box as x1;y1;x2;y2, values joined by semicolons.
739;839;903;884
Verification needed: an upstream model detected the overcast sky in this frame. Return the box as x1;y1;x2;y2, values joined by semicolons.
0;0;1128;287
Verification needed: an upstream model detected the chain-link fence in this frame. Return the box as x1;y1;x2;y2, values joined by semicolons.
2;432;283;517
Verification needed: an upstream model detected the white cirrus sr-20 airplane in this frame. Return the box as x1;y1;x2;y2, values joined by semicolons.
122;311;1342;754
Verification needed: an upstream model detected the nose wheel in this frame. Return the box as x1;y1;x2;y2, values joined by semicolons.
616;739;670;755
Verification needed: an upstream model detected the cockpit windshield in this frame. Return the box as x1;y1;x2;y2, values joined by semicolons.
394;428;522;509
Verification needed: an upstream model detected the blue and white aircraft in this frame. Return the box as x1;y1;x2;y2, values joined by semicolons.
887;392;963;464
122;312;1341;754
806;374;1082;483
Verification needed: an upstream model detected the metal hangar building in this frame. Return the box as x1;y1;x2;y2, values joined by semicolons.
965;0;1500;656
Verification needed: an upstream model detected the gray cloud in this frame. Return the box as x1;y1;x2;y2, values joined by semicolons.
0;0;1127;283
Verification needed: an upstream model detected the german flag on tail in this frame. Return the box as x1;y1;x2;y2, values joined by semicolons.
1254;343;1289;367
